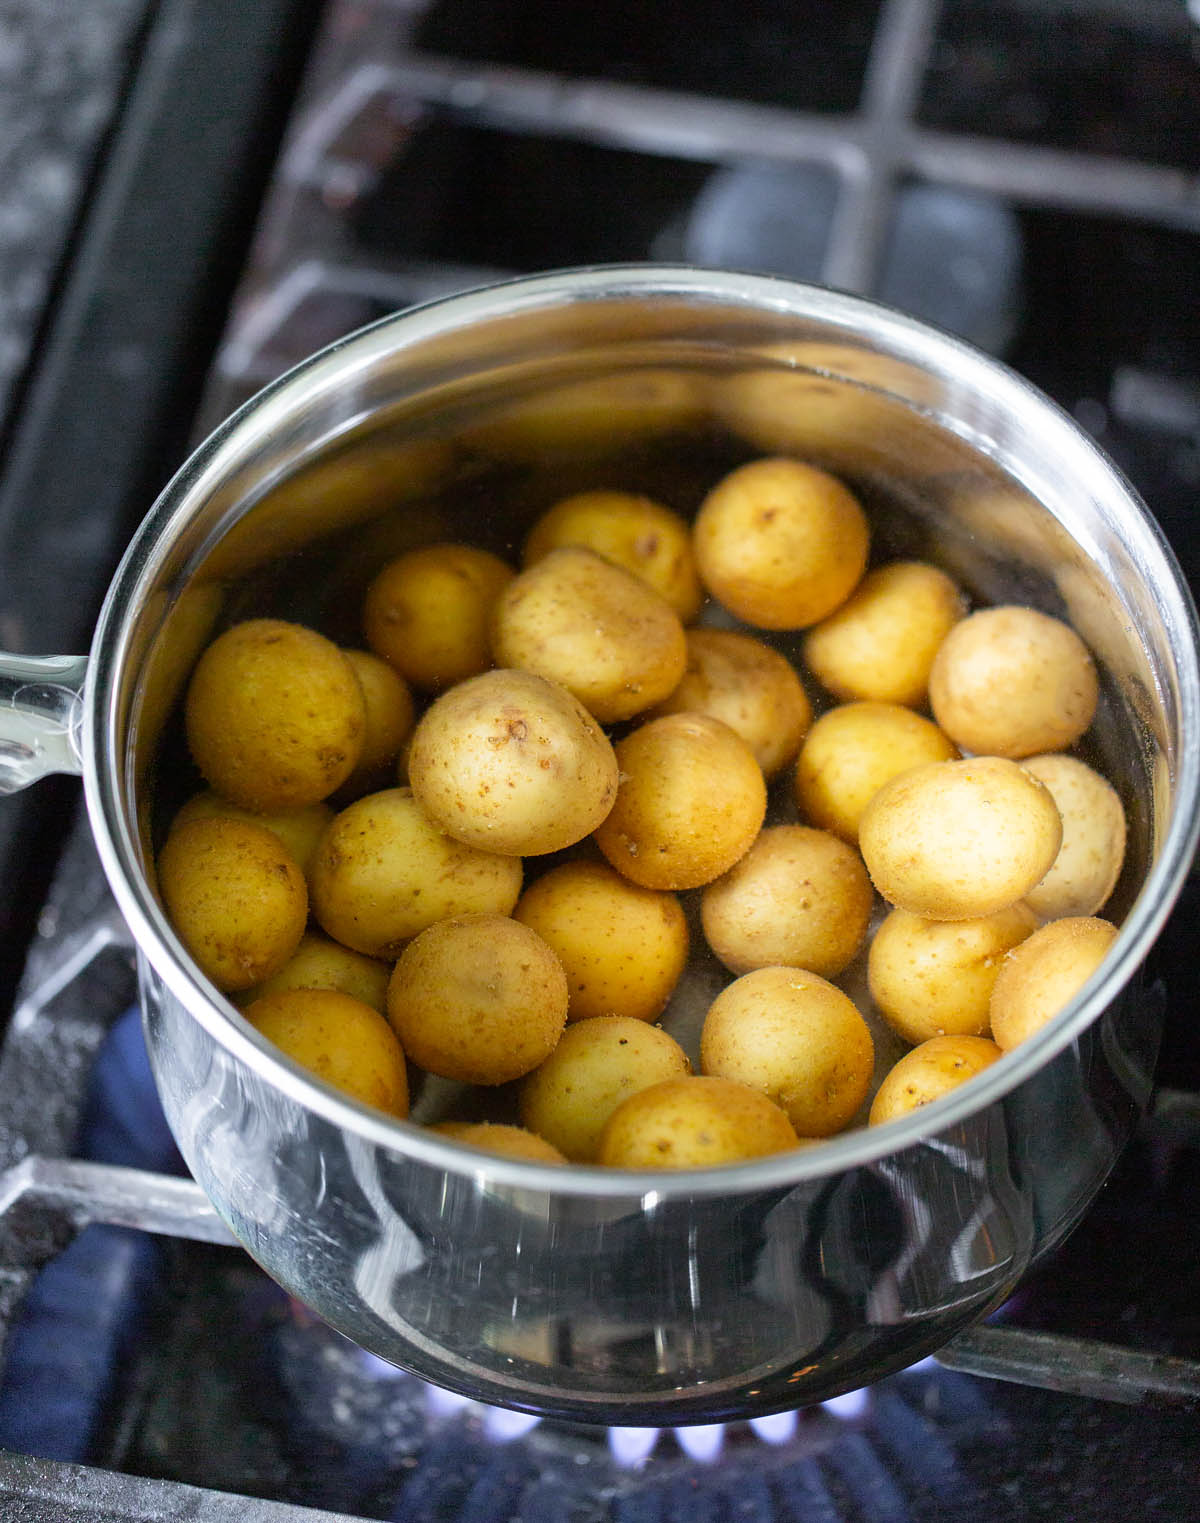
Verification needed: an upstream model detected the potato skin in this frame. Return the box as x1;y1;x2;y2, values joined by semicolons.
513;860;688;1023
858;756;1063;920
340;648;415;788
308;787;522;959
928;605;1099;758
867;903;1038;1045
794;701;958;843
700;966;874;1137
594;713;766;891
692;457;869;629
700;825;873;980
868;1035;1003;1126
490;546;688;723
157;815;308;992
524;489;703;622
647;627;812;778
387;914;569;1085
519;1016;692;1162
362;542;514;692
243;988;409;1118
234;929;392;1014
989;915;1118;1051
800;560;966;707
431;1121;567;1164
184;618;366;810
169;791;333;876
1021;753;1127;919
597;1075;798;1169
408;668;619;856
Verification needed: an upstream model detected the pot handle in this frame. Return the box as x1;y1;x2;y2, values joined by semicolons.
0;653;88;793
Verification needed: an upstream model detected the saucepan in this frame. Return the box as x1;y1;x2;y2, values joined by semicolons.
1;266;1197;1424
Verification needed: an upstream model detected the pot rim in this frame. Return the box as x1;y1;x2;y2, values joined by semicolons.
82;263;1200;1200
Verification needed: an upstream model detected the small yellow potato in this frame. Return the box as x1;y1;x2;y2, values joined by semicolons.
1021;753;1127;919
430;1121;567;1164
647;627;812;778
800;560;966;706
700;825;873;980
513;860;688;1023
594;714;767;891
387;914;569;1085
518;1016;693;1162
169;791;333;877
793;702;958;843
692;457;870;629
489;546;688;723
859;756;1063;920
234;930;392;1015
928;605;1099;758
989;915;1119;1051
597;1075;798;1169
243;988;409;1118
184;618;366;810
867;903;1038;1045
340;649;415;789
523;489;703;622
407;668;618;856
461;370;708;462
362;542;514;692
308;787;523;959
700;966;875;1137
157;816;308;993
868;1035;1003;1126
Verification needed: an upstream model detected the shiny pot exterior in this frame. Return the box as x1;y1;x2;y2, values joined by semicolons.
36;267;1200;1420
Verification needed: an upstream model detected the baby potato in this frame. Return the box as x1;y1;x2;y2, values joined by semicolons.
184;618;366;810
700;966;875;1137
800;560;966;706
340;649;415;790
513;860;688;1023
169;791;333;876
596;1075;798;1169
700;825;873;980
859;756;1062;920
868;1035;1003;1126
928;605;1099;758
523;489;703;622
408;668;618;856
867;902;1038;1045
362;542;514;692
234;929;392;1014
793;702;958;843
387;913;569;1085
518;1015;693;1161
989;915;1119;1051
157;816;308;993
594;713;767;891
309;787;522;959
692;457;870;629
430;1121;567;1164
461;370;708;462
489;546;687;723
243;988;409;1118
647;627;812;778
1021;753;1127;919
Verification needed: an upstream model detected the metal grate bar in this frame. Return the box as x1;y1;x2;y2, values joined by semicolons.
317;55;1200;235
937;1325;1200;1408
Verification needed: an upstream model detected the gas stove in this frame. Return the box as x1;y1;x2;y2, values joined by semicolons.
1;0;1199;1518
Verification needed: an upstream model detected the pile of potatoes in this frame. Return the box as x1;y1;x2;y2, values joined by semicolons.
156;454;1128;1170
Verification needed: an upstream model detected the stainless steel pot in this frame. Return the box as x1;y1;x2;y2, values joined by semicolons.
2;267;1197;1424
